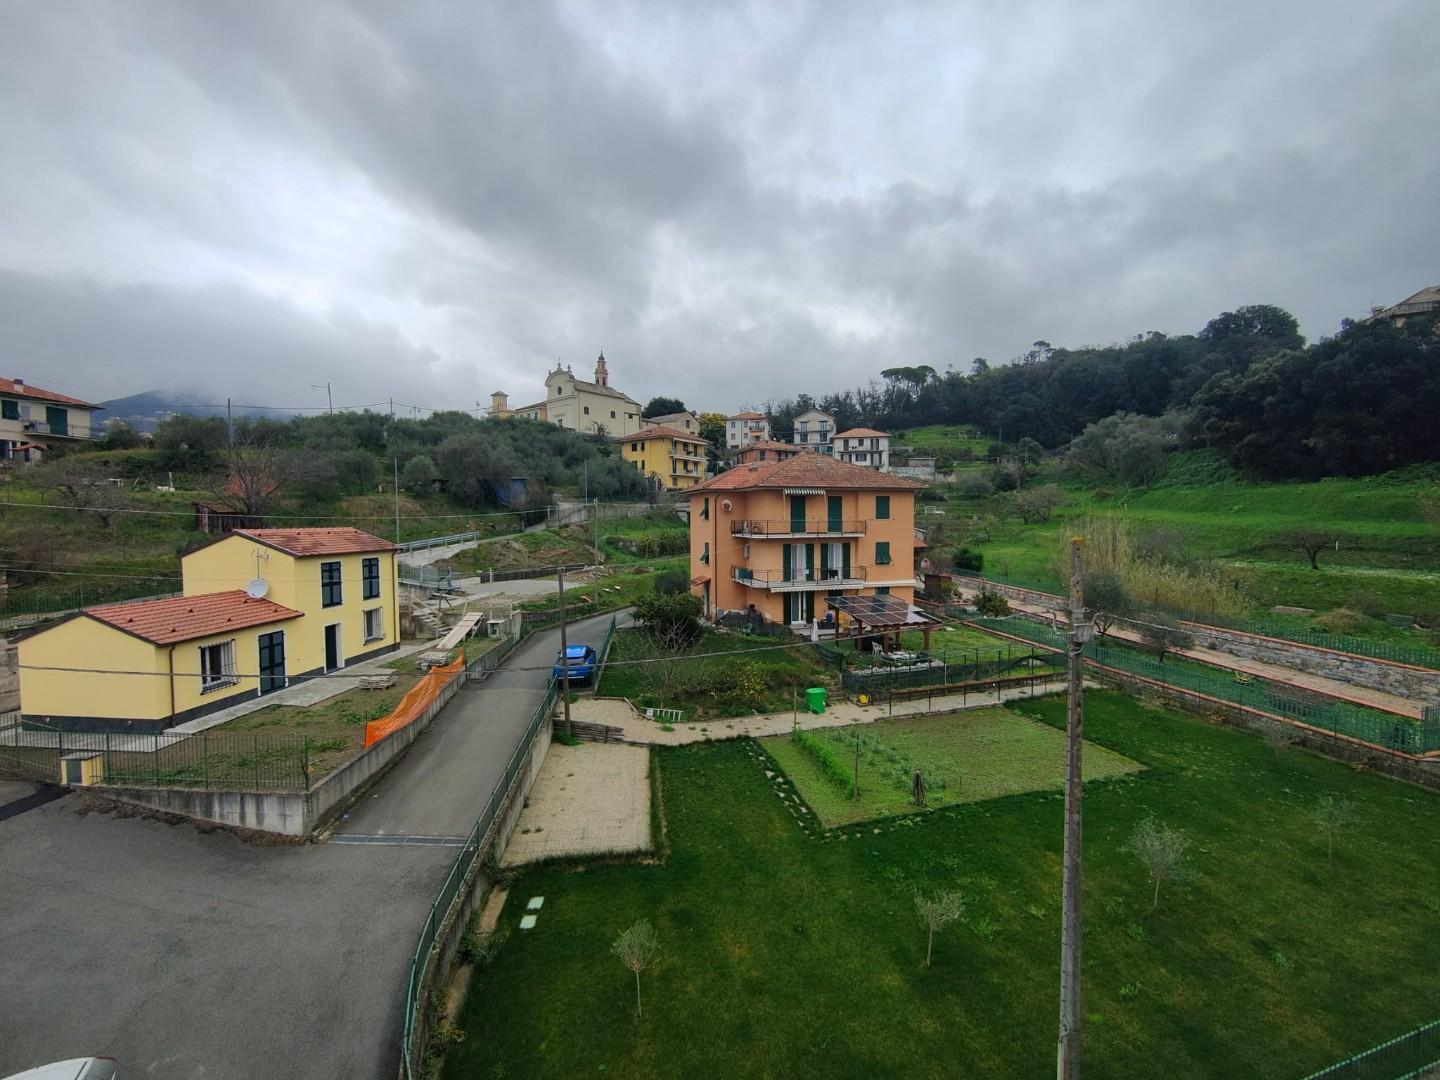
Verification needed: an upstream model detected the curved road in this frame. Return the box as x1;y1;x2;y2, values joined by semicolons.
0;611;617;1080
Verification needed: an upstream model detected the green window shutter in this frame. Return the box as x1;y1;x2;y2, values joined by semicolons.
841;543;851;578
877;541;891;565
790;495;807;532
805;543;815;581
827;495;843;531
875;495;890;520
819;543;829;572
805;592;815;621
1;400;17;421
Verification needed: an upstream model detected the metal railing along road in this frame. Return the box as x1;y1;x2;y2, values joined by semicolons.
395;530;480;554
401;678;558;1078
731;518;867;537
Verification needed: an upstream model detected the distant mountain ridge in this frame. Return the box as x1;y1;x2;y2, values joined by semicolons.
99;390;288;433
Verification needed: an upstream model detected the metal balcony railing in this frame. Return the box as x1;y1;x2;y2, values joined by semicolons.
732;566;867;590
730;518;867;538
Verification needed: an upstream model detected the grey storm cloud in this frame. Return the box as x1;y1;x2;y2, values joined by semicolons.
1;0;1437;413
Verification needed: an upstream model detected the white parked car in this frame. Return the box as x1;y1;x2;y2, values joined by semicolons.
3;1060;118;1080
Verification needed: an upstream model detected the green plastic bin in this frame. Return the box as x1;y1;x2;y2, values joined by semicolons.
806;687;827;714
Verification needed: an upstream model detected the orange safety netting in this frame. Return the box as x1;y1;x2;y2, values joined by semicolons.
363;658;465;747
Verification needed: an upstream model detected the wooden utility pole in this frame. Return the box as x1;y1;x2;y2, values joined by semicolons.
557;566;573;738
1057;538;1091;1079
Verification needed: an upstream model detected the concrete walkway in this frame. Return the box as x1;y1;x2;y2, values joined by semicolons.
1001;600;1422;718
500;742;651;865
167;638;440;735
573;677;1079;747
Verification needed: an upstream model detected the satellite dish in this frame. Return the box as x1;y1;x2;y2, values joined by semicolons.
244;578;270;599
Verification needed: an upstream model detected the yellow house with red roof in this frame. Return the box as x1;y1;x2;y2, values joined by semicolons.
18;528;399;733
689;454;925;627
619;424;709;490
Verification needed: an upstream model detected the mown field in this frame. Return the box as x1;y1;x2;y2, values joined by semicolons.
445;691;1440;1080
761;708;1143;826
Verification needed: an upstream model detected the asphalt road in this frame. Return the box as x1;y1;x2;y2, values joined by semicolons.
0;612;618;1080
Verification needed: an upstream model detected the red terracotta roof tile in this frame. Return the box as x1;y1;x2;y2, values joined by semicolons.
86;590;303;645
728;411;765;419
835;427;889;438
691;453;924;493
0;378;100;409
232;527;396;556
625;425;707;444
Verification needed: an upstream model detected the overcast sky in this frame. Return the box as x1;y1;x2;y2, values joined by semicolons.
3;1;1437;415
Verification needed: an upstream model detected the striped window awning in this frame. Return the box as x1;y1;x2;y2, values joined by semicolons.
782;488;826;496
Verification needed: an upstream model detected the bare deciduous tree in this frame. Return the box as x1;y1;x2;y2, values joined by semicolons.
1126;817;1190;912
1263;723;1301;758
611;919;660;1017
914;889;966;967
1283;527;1340;571
35;458;128;532
1137;614;1191;664
1312;795;1356;864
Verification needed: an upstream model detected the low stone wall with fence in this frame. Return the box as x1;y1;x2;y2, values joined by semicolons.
953;573;1440;703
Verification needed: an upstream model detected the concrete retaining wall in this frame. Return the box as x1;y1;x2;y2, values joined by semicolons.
87;671;464;837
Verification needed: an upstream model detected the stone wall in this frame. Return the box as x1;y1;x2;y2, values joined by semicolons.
952;573;1440;704
1174;622;1440;702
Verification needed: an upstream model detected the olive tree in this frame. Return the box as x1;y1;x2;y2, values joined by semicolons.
611;919;660;1017
1127;817;1190;912
914;889;966;967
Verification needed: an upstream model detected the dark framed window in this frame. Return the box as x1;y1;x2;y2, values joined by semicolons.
876;586;891;595
362;557;381;600
584;406;590;414
701;497;709;520
321;561;343;607
0;400;17;421
875;495;890;519
875;541;891;565
700;542;710;564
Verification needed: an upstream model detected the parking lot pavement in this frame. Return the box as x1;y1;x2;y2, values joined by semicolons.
0;785;452;1079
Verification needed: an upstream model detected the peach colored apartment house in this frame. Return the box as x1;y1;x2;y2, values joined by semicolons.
688;454;925;626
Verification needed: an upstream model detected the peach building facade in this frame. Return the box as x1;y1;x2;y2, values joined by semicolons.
688;454;924;626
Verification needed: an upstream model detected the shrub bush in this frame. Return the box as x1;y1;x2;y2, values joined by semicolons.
975;589;1011;617
953;547;984;572
654;568;688;595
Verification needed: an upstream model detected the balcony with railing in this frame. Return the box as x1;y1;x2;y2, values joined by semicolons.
732;565;867;591
730;518;867;538
16;419;91;440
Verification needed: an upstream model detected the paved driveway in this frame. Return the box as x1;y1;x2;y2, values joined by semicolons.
0;612;617;1080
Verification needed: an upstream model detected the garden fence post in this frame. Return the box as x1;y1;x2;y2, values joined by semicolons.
255;734;261;789
154;734;161;786
302;737;309;788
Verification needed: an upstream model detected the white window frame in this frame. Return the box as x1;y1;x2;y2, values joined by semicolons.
200;639;239;694
364;606;385;643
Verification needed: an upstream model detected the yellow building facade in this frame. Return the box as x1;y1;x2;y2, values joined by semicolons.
620;425;709;490
18;527;398;733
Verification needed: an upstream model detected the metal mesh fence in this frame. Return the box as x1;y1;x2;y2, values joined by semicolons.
0;726;318;791
1302;1018;1440;1080
971;617;1440;754
1206;615;1440;671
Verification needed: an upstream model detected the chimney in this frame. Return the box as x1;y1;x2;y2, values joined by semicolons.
12;378;22;388
594;351;609;387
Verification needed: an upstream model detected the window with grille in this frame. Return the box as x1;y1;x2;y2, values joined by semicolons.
200;640;238;693
362;557;381;600
364;607;385;642
321;561;343;607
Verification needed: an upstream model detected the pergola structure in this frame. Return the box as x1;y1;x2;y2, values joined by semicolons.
827;593;940;652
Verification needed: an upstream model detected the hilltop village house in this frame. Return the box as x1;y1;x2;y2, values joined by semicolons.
688;454;925;627
791;408;836;455
619;425;710;490
833;428;891;469
725;411;771;449
18;528;399;733
487;353;643;437
0;376;100;462
644;410;701;434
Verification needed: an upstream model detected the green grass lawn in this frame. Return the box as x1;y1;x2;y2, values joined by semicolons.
938;454;1440;631
445;691;1440;1079
598;626;833;719
515;562;684;615
596;510;689;564
760;708;1143;826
